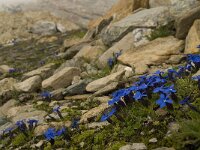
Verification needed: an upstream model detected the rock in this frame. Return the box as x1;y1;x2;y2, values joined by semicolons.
30;21;57;35
149;138;158;143
35;140;44;148
153;148;175;150
34;124;49;136
87;122;109;129
18;93;34;102
0;65;13;73
119;145;132;150
61;42;89;60
185;19;200;54
101;7;172;46
98;32;134;67
168;122;180;132
93;82;119;96
56;23;67;33
80;103;109;123
50;88;64;100
74;44;106;62
0;78;17;105
63;37;83;50
64;94;92;101
7;105;47;123
175;6;200;39
22;63;56;80
72;76;81;85
120;143;147;150
42;67;81;90
62;79;91;96
118;36;184;74
0;99;17;115
88;0;149;29
149;0;200;16
166;55;185;64
86;70;125;92
14;75;42;92
193;69;200;77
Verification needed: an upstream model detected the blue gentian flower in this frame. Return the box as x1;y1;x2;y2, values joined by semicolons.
56;127;66;136
16;120;27;132
44;128;56;141
179;96;190;105
133;91;147;101
108;89;130;105
53;106;63;119
71;119;79;129
156;94;173;108
41;91;52;101
167;69;178;80
107;58;114;68
8;68;16;73
27;119;38;130
101;108;116;122
3;127;14;136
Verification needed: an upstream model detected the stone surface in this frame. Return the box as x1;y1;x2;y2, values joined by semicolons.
88;0;149;29
42;67;81;89
80;103;109;123
14;75;42;92
185;19;200;54
93;82;119;96
0;65;13;73
0;78;17;105
64;94;92;101
62;79;91;96
74;44;106;62
7;105;47;123
22;63;56;80
87;122;109;129
118;36;184;74
153;148;175;150
101;7;172;46
175;6;200;39
120;143;147;150
0;99;17;116
50;88;64;100
86;70;125;92
98;32;134;67
150;0;200;16
30;20;57;35
149;138;158;143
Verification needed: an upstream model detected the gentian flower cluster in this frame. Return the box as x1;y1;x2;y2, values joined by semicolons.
101;53;200;123
44;127;70;145
107;50;122;69
41;91;52;101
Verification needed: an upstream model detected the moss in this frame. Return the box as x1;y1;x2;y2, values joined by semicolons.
147;22;175;41
44;143;52;150
107;141;126;150
34;102;51;112
72;130;95;146
62;108;81;121
12;133;27;147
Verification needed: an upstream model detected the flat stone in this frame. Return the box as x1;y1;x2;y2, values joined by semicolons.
42;67;81;90
62;79;91;96
153;148;175;150
80;103;109;123
175;6;200;39
87;122;109;129
131;143;147;150
86;70;125;92
14;75;42;92
93;82;119;96
64;94;92;101
22;63;56;80
118;36;184;75
101;7;172;46
75;44;106;62
185;19;200;54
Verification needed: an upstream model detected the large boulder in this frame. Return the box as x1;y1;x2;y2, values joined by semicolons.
42;67;81;89
86;70;125;92
118;36;184;75
88;0;149;29
149;0;199;16
175;6;200;39
185;19;200;54
14;75;42;92
101;7;172;46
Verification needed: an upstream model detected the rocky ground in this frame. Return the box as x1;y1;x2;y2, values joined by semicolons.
0;0;200;150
